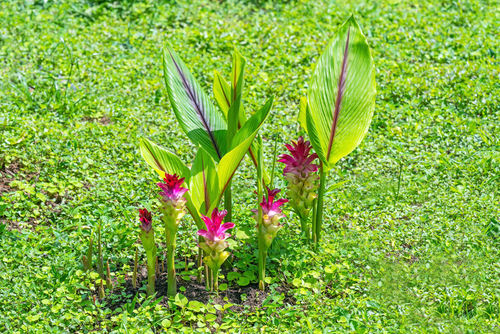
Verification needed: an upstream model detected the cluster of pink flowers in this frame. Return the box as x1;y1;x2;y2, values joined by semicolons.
278;136;319;220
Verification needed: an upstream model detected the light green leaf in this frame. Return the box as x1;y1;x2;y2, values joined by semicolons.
326;180;349;194
210;96;273;212
298;96;308;131
163;43;227;162
307;15;376;171
189;147;218;216
227;94;241;150
139;138;190;180
139;138;204;229
231;48;246;125
213;70;231;119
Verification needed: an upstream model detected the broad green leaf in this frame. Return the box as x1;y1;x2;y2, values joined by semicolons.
213;70;231;119
139;138;204;229
227;95;241;150
139;138;190;180
163;43;227;162
230;48;246;125
307;15;376;171
212;53;265;183
189;147;218;215
298;96;308;131
210;96;274;212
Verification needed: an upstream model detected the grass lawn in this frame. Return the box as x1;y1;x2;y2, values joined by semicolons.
1;0;499;332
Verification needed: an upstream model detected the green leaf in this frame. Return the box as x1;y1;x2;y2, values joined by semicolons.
205;314;217;322
326;180;349;194
161;319;171;328
307;15;376;171
139;138;190;180
210;96;273;212
227;95;241;150
189;147;219;216
298;96;308;131
139;138;204;229
163;43;227;162
213;70;231;119
174;293;189;307
237;277;250;286
227;272;241;281
219;283;228;291
230;48;246;125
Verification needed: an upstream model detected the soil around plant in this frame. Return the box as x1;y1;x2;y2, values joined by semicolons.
102;263;295;316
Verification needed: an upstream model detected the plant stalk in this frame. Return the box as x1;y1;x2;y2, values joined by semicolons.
311;198;317;243
256;135;265;291
166;235;177;297
97;225;104;279
314;163;327;243
224;184;232;223
300;217;310;243
132;248;138;288
197;244;203;283
145;252;156;296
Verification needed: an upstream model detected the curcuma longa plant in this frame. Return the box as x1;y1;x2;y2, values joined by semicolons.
162;44;270;223
298;15;377;243
139;44;272;290
157;174;188;297
197;208;234;292
138;208;157;296
279;136;319;241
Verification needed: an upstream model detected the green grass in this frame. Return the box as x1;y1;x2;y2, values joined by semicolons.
1;0;500;332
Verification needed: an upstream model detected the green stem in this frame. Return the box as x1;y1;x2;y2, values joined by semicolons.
214;266;219;292
167;239;177;297
146;253;156;296
300;217;310;243
224;184;232;223
311;198;317;243
314;163;327;244
197;246;203;283
97;225;104;279
256;135;265;291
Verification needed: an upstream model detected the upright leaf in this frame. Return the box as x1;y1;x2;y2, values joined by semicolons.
231;48;246;125
213;70;232;119
189;148;219;215
307;15;376;171
139;138;204;229
297;96;308;131
227;95;241;149
210;96;274;212
163;43;227;162
139;138;190;180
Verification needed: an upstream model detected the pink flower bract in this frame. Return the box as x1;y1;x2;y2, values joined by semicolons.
157;173;188;202
197;208;235;243
278;136;318;178
139;208;152;232
252;187;288;219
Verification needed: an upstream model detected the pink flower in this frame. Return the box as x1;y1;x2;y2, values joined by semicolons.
278;136;318;178
252;187;288;223
157;173;188;204
278;137;319;220
197;208;235;243
139;208;152;232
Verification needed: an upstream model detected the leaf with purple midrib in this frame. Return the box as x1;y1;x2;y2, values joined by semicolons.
326;26;351;161
167;49;222;160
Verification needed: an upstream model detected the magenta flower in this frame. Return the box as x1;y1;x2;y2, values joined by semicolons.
252;187;288;224
279;136;318;178
157;173;188;204
252;187;288;246
198;208;235;244
278;136;319;220
139;208;153;232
